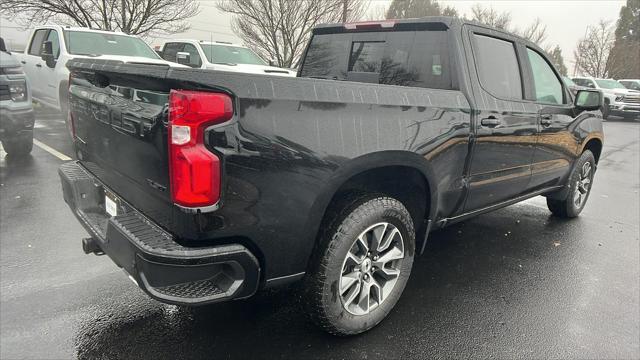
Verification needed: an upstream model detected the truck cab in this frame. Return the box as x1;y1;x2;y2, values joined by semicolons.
159;40;296;76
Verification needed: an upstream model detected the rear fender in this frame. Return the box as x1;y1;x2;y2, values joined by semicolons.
303;150;439;254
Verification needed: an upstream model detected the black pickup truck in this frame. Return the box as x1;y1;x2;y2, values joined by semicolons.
59;17;604;335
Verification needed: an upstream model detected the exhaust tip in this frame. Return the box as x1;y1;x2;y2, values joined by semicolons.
82;237;104;255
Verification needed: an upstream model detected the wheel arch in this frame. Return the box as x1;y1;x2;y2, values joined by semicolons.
303;151;439;267
582;137;603;164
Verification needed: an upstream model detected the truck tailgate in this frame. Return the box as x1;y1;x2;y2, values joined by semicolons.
68;61;178;235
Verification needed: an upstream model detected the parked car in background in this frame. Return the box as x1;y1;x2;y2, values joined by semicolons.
61;17;604;336
13;26;183;135
0;37;34;156
618;79;640;91
563;76;585;96
159;40;295;76
572;77;640;119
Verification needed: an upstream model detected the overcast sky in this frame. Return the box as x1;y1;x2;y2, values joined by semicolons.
0;0;626;74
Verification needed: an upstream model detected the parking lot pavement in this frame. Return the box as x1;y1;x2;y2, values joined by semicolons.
1;110;638;359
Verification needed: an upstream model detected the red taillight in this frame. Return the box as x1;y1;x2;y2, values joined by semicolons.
168;90;233;208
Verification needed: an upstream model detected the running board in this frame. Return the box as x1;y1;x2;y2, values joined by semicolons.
436;185;563;228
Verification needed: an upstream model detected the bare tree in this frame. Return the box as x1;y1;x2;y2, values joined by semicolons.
467;5;548;47
574;20;615;78
365;3;390;20
468;4;511;29
338;0;369;23
217;0;368;68
385;0;458;19
0;0;199;36
518;18;547;46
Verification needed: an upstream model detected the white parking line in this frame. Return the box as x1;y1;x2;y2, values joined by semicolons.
33;139;72;161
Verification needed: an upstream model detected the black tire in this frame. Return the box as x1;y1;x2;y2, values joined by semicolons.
601;99;610;120
304;194;415;336
547;150;596;218
2;133;34;157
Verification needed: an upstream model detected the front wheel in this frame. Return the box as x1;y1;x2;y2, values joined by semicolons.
304;195;415;336
601;99;610;120
547;150;596;218
1;132;34;157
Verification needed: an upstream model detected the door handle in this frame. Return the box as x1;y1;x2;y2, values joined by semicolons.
540;114;553;126
35;64;42;68
480;116;502;127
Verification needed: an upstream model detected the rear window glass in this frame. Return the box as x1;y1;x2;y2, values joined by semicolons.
300;30;454;90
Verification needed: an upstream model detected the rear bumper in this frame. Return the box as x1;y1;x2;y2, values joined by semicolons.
58;161;260;305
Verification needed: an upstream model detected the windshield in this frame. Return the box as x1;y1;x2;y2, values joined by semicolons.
595;79;626;89
200;44;266;65
64;31;160;59
621;81;640;91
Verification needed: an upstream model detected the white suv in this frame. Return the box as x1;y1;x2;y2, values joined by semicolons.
572;77;640;119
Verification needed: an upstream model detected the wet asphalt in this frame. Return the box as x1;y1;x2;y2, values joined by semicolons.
1;110;639;359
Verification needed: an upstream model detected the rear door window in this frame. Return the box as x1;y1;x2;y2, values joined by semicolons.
300;30;453;90
472;34;523;99
28;29;49;56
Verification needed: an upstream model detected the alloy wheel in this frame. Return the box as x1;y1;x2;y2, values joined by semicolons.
339;222;405;315
574;161;593;208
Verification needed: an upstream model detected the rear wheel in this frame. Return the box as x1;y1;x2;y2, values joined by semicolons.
547;150;596;218
2;132;34;157
304;194;415;336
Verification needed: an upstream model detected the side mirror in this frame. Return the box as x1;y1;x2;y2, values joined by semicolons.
41;41;56;68
0;37;7;52
176;51;191;65
574;89;603;112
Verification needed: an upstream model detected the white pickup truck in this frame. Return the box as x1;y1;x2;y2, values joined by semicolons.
572;77;640;119
14;26;180;117
159;40;296;76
